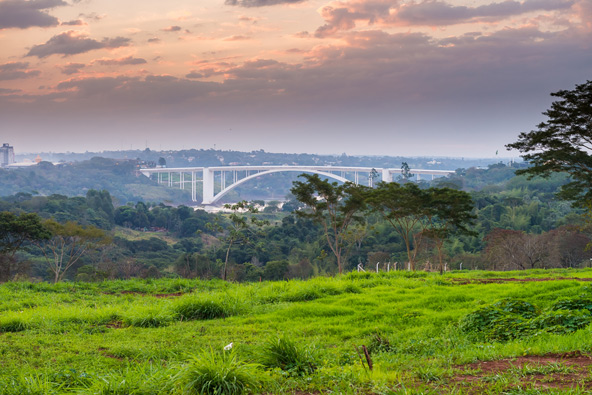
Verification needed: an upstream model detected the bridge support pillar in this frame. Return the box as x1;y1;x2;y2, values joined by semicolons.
202;167;214;204
382;169;392;183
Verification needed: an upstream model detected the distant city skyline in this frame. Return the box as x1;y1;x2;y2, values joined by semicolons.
1;0;591;157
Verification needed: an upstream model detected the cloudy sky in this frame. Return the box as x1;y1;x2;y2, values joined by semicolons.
0;0;590;157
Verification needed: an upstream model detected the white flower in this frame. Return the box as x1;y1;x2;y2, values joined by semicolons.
224;342;233;351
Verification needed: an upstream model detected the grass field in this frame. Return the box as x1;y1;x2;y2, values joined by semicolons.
2;269;592;394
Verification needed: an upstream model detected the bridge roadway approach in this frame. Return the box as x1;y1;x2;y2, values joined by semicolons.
139;165;455;205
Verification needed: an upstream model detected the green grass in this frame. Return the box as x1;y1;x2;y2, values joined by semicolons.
2;269;592;393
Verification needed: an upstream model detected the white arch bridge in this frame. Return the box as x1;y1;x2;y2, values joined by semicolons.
139;165;456;205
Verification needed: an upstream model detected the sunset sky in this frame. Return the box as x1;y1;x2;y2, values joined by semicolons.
0;0;590;157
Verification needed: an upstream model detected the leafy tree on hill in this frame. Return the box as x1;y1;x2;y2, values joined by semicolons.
34;220;111;283
424;187;477;274
291;174;366;274
507;80;592;207
209;201;268;281
0;212;51;281
365;182;431;271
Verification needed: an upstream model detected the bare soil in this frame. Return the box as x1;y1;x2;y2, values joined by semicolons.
448;352;592;393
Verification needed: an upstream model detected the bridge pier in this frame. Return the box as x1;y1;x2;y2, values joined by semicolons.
202;168;215;205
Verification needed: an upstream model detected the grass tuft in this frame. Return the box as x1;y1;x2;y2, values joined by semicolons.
178;348;263;395
260;336;317;376
173;298;229;320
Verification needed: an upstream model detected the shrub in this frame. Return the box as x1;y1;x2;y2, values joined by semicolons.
123;308;173;328
460;298;592;343
173;299;229;320
550;298;592;313
260;336;317;376
367;331;393;354
178;349;262;395
458;306;505;335
0;318;30;333
530;310;592;333
492;299;539;319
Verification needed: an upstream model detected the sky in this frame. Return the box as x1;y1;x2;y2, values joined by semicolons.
0;0;590;158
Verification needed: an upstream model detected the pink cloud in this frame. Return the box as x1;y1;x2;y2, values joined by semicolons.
315;0;576;37
26;31;131;58
0;62;41;80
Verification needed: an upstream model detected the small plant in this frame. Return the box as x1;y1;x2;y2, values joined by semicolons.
0;318;30;333
0;371;58;395
530;310;592;333
550;298;592;313
492;299;539;319
83;362;172;394
415;366;445;383
123;308;173;328
367;331;393;353
260;336;317;376
459;298;592;342
51;368;93;390
178;348;262;395
173;299;229;320
508;362;576;377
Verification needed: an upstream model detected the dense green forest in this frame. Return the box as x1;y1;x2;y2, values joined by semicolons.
0;156;590;284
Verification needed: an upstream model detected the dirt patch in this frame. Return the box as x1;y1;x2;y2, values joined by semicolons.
108;291;184;298
448;352;592;393
451;277;592;284
153;292;183;298
105;321;124;329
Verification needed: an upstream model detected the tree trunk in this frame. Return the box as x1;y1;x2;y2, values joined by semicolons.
0;254;12;282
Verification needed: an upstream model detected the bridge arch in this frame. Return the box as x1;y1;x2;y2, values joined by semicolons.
206;168;350;205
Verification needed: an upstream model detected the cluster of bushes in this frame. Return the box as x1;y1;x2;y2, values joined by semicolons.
459;298;592;342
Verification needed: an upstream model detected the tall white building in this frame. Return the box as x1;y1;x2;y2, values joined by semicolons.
0;143;15;167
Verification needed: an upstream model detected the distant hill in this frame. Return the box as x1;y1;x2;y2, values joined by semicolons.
16;148;513;170
5;149;520;205
0;157;191;205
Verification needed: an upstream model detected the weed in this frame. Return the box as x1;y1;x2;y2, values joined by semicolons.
550;298;592;312
508;362;576;377
83;362;172;394
260;336;317;375
173;298;229;320
0;317;30;332
530;310;591;333
178;348;263;395
368;331;393;353
493;299;539;319
123;308;173;328
415;366;445;383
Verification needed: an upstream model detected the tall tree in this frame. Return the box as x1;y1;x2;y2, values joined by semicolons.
209;201;268;281
34;220;110;283
291;174;366;274
506;80;592;206
423;187;476;274
366;182;430;271
399;162;414;182
0;212;50;281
